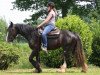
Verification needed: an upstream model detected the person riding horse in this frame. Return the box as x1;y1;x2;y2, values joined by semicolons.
37;2;57;53
6;2;88;73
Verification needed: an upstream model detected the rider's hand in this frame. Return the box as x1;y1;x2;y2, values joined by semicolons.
37;25;41;29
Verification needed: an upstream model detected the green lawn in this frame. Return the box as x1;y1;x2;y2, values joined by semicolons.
0;67;100;75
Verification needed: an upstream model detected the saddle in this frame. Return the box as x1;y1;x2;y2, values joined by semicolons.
38;27;60;38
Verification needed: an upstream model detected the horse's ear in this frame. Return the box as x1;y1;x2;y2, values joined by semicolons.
9;21;13;28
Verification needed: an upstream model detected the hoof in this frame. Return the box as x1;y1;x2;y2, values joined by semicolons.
33;69;42;73
56;68;66;73
33;69;38;73
60;65;66;69
81;70;87;73
82;63;88;73
56;64;66;73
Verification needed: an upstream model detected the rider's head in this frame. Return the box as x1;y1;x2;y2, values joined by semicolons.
47;2;55;12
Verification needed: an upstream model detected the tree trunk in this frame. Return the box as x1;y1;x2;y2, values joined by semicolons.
61;0;74;18
61;2;68;17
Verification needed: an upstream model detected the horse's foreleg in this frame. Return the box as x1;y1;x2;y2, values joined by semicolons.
36;51;41;71
36;52;40;63
29;50;42;73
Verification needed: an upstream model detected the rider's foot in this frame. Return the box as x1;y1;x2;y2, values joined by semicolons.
41;46;48;54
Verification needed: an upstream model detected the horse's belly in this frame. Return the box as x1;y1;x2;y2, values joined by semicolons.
47;39;61;50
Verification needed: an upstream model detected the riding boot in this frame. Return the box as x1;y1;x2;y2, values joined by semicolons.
41;44;48;54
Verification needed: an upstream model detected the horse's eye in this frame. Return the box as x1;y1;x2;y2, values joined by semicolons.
11;28;14;31
9;29;14;32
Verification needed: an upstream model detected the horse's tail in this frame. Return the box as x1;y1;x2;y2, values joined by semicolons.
74;35;86;67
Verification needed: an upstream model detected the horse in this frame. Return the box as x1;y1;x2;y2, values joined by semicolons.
6;22;88;73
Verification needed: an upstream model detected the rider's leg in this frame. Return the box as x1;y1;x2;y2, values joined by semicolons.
42;24;55;51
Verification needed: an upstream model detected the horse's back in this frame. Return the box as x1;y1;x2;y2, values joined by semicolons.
61;30;78;39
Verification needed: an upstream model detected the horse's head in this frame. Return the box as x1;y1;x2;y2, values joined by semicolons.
6;22;17;42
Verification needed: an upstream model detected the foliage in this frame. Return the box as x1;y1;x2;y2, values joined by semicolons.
87;9;100;20
0;42;19;70
40;48;74;68
95;0;100;13
40;48;63;68
0;18;7;41
89;19;100;67
80;9;100;23
13;0;96;24
11;43;32;69
0;42;32;70
13;0;76;24
71;4;94;17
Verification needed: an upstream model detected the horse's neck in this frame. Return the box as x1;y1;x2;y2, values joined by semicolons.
16;25;33;42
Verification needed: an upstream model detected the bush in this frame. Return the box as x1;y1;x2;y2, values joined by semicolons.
89;19;100;67
0;18;7;41
40;48;63;68
41;15;93;68
0;42;19;70
11;43;32;69
0;42;32;69
40;48;73;68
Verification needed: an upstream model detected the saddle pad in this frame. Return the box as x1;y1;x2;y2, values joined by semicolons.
38;28;60;38
38;28;60;36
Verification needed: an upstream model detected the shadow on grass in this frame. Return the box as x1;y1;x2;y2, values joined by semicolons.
6;70;81;74
5;71;33;74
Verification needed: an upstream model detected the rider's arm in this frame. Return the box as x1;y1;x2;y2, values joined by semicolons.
37;12;52;28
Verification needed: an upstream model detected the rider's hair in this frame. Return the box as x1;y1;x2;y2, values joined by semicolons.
47;2;57;16
47;2;55;9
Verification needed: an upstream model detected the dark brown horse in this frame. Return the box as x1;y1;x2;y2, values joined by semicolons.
6;22;88;73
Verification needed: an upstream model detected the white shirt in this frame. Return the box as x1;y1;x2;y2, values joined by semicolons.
47;10;56;25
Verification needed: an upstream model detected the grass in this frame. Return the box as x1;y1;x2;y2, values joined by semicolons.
0;67;100;75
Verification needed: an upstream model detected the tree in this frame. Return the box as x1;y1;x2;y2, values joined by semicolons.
13;0;75;17
13;0;96;24
89;19;100;67
95;0;100;13
12;0;76;24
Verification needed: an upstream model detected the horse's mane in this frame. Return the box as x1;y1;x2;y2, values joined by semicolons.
15;24;36;35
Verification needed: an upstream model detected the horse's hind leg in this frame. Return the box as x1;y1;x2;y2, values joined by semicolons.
57;56;67;73
57;47;69;73
29;50;42;73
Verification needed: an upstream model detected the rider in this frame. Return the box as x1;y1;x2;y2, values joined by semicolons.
37;2;57;53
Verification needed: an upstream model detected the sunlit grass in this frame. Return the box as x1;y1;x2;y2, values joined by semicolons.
0;67;100;75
